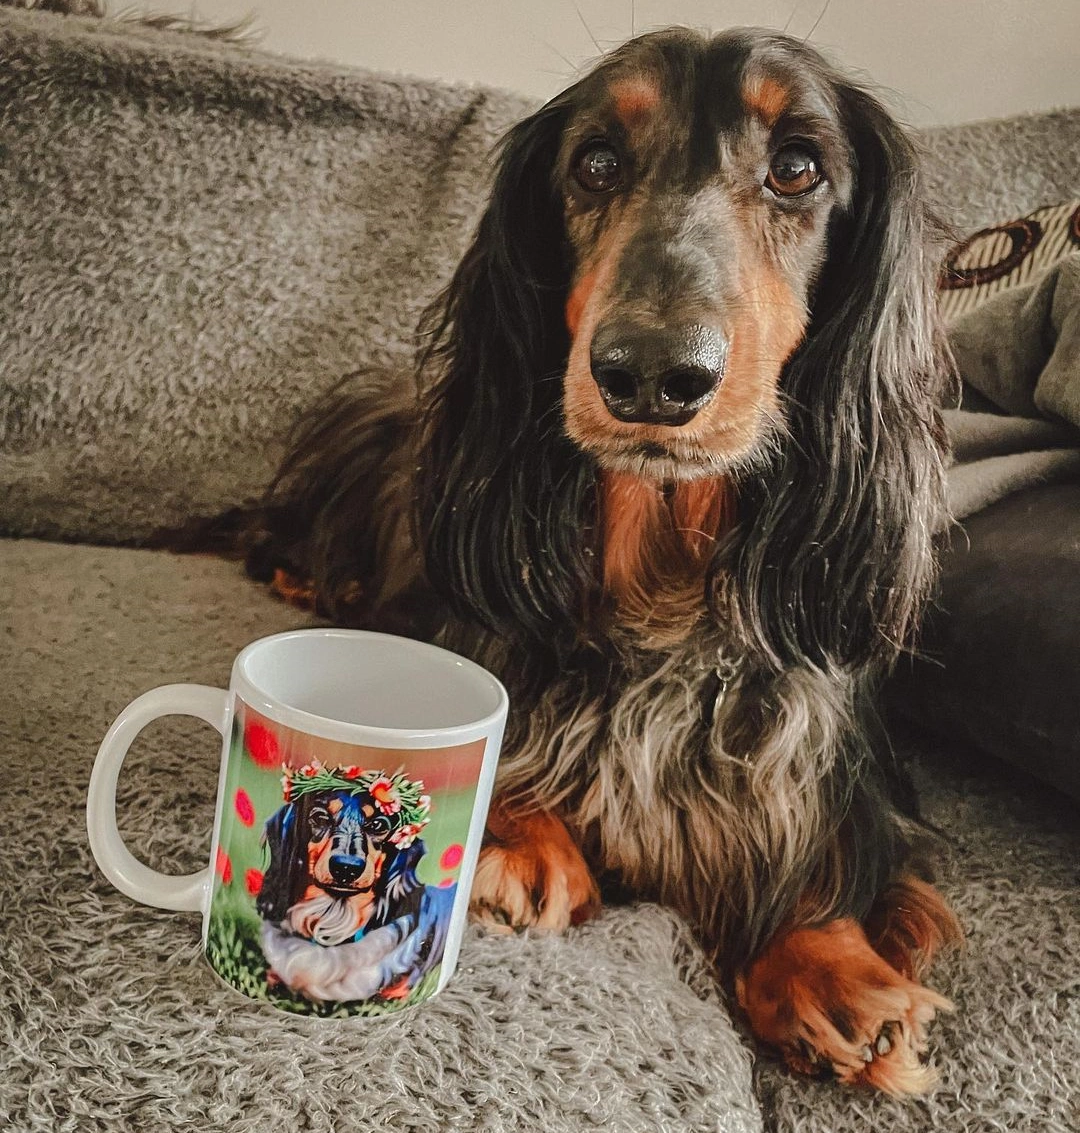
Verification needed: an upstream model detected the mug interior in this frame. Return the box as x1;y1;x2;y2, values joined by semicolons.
238;630;505;733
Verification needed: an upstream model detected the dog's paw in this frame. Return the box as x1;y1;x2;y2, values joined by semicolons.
270;568;319;609
736;918;953;1096
470;805;600;933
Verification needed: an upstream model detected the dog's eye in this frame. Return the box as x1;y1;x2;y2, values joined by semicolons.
573;141;622;194
367;815;391;840
766;144;822;197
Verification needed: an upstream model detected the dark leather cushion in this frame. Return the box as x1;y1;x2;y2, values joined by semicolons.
889;481;1080;799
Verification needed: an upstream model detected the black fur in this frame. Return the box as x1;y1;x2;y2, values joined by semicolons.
186;29;956;978
418;103;597;660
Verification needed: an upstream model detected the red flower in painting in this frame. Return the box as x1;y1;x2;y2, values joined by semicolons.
342;766;363;780
369;776;402;815
245;869;264;896
215;847;233;885
389;821;423;848
439;843;464;871
234;788;255;827
244;721;280;768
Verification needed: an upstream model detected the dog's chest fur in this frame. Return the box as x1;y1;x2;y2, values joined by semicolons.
364;426;863;955
466;620;857;954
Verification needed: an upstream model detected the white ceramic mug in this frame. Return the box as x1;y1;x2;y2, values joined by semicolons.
87;629;508;1017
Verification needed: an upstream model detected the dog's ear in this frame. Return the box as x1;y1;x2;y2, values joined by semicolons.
374;837;426;922
418;100;597;654
719;83;955;672
256;798;308;923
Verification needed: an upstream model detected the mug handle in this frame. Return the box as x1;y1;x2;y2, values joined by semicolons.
87;684;230;912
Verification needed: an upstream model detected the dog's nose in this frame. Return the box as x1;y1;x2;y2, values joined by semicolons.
590;324;727;426
327;854;367;885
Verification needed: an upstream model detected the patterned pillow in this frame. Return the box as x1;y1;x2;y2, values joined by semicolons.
938;199;1080;320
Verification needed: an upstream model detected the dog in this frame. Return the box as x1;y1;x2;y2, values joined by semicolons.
256;765;453;1004
192;27;963;1091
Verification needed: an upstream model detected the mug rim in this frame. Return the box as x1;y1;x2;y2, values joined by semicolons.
231;628;509;748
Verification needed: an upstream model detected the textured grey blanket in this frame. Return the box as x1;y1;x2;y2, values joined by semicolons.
947;256;1080;518
3;538;1079;1133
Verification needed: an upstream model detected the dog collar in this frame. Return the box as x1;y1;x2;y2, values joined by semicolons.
701;653;741;728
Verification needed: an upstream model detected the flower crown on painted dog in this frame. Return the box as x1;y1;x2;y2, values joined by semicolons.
281;760;432;848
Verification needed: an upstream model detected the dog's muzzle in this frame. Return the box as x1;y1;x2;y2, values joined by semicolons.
327;853;368;886
590;322;727;426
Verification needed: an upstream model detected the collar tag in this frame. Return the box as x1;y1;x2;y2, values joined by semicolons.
701;653;740;728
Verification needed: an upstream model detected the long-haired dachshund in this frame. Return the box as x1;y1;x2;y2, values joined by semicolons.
198;28;962;1091
256;767;453;1003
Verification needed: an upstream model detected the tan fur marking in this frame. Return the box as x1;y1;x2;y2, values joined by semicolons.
471;799;600;932
744;76;789;126
672;477;733;561
306;837;330;881
737;918;953;1095
270;568;318;610
600;471;733;641
866;876;964;981
600;471;666;607
565;269;598;338
610;77;661;126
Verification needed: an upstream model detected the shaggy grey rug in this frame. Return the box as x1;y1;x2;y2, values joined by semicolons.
2;536;1078;1132
0;539;762;1133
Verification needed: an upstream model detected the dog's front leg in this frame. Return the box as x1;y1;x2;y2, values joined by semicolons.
470;798;600;933
735;878;961;1095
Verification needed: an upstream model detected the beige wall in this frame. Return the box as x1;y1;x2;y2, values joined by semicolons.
188;0;1078;126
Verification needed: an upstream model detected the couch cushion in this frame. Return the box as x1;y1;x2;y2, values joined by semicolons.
891;481;1080;799
939;199;1080;321
0;10;530;543
919;110;1080;234
894;208;1080;799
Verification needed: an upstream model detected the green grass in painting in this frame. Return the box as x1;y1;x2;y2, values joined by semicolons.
206;903;442;1018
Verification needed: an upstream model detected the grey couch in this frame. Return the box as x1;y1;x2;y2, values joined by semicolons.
1;10;1078;1132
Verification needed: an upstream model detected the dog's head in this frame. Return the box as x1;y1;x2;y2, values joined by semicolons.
256;784;426;928
421;28;953;669
558;31;855;480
